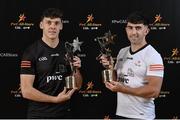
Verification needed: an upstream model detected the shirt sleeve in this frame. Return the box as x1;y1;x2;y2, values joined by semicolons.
146;50;164;77
20;47;35;75
114;50;122;70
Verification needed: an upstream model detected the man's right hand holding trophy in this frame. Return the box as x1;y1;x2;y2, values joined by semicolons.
95;31;117;83
96;31;128;93
99;54;115;82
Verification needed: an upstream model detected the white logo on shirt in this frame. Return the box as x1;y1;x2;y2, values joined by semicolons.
51;53;59;56
47;75;63;83
38;57;47;61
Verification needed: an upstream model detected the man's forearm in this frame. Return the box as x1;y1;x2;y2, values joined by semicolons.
22;87;57;103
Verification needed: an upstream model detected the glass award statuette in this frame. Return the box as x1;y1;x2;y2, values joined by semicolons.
95;31;117;82
64;41;76;89
64;37;83;89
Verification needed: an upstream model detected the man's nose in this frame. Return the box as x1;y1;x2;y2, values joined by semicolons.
131;28;137;34
50;23;56;28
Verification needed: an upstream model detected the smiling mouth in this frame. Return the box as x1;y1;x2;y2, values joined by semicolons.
49;31;56;34
131;37;137;39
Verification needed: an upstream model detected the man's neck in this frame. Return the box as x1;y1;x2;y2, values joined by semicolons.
42;37;59;48
131;40;147;52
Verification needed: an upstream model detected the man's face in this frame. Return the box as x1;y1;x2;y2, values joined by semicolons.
125;22;149;45
40;17;63;40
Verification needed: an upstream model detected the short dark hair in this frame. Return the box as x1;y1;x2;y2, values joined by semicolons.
126;11;149;26
41;8;63;21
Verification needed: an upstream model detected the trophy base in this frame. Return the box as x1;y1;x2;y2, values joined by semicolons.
65;76;76;89
102;69;116;82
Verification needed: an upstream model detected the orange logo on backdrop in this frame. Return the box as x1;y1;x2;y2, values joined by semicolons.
153;14;162;23
86;14;94;23
171;48;179;57
86;81;94;90
18;14;26;22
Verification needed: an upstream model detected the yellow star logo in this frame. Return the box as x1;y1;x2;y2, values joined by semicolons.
86;81;94;90
18;14;26;22
86;14;94;23
153;14;162;23
171;48;179;57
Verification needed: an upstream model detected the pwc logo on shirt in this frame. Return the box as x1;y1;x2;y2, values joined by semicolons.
46;75;63;83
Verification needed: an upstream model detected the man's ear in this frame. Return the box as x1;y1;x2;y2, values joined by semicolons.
60;22;63;30
40;22;43;29
145;27;150;35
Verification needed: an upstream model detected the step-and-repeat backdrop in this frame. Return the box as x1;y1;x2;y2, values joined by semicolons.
0;0;180;119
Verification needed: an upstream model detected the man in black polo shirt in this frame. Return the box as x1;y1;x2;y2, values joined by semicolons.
20;8;82;118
